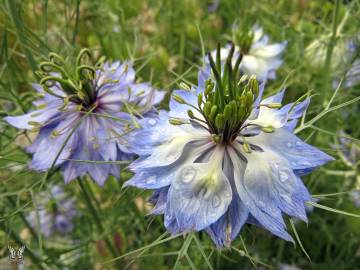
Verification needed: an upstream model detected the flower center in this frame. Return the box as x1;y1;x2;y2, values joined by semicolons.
171;45;259;145
37;49;106;110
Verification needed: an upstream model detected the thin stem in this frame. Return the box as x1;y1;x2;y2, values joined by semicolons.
324;0;341;70
77;180;120;262
323;0;341;103
7;196;37;239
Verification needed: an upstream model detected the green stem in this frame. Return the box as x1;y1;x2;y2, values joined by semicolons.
322;0;341;104
324;0;341;70
77;180;120;263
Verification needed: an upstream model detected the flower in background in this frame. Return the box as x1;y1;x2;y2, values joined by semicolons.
350;190;360;208
27;185;77;237
211;24;287;80
306;34;360;89
4;49;164;185
279;264;302;270
125;49;333;246
208;0;220;12
332;131;360;208
333;37;360;89
305;36;348;71
334;131;360;167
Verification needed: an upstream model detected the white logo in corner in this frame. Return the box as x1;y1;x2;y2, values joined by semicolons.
8;245;25;265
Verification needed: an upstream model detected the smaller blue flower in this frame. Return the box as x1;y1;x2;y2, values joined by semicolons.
211;25;287;80
333;37;360;89
350;190;360;208
27;185;77;237
4;49;164;185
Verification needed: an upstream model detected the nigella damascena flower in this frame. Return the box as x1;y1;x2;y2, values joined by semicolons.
333;37;360;89
27;185;77;237
211;25;287;80
125;49;333;246
4;49;164;185
350;190;360;208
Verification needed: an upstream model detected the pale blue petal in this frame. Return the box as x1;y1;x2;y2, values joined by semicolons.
167;162;232;231
246;128;334;175
228;146;293;241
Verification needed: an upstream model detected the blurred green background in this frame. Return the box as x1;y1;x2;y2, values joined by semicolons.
0;0;360;269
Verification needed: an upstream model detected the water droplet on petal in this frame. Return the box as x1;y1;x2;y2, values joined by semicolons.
280;193;292;203
212;196;221;208
287;142;292;147
148;119;157;126
300;160;311;166
295;141;302;146
291;161;297;166
146;176;156;184
166;153;178;162
224;191;231;198
181;167;197;183
258;200;265;208
279;171;288;182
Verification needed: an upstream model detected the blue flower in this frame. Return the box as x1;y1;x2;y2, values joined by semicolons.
5;50;164;185
211;25;287;80
332;37;360;89
27;185;77;237
350;190;360;208
125;50;333;246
